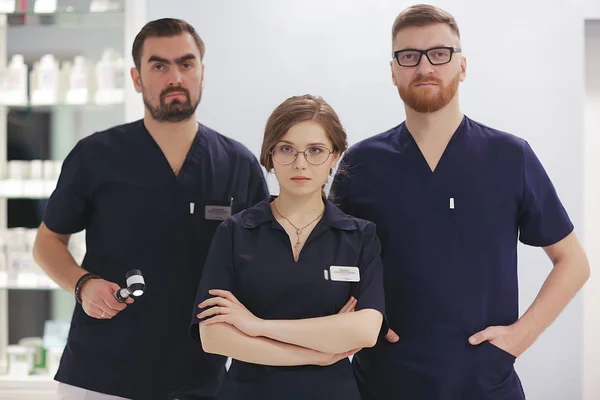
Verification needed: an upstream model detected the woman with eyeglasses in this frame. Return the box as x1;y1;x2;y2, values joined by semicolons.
189;94;387;400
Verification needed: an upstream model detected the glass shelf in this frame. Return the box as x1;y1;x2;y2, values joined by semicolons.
6;8;123;15
5;8;124;28
0;272;61;291
3;102;124;112
0;282;61;290
0;179;56;199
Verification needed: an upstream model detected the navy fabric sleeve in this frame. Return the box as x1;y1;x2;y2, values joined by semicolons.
190;219;236;343
517;141;574;247
43;141;91;234
246;157;269;208
353;222;388;337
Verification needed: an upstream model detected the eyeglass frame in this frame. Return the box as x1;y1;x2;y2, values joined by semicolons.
392;46;461;67
269;145;334;166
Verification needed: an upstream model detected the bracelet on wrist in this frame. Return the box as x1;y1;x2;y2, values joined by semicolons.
74;272;100;304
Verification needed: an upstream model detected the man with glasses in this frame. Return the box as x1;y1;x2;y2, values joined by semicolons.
330;4;589;399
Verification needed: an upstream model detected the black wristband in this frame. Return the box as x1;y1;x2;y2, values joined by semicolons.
74;272;100;304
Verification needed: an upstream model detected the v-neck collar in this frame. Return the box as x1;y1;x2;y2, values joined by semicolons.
140;121;204;184
396;115;468;175
243;196;358;264
242;196;358;231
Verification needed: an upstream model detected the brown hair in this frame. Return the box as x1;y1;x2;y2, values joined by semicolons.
132;18;205;70
260;95;348;197
392;4;460;42
260;95;347;172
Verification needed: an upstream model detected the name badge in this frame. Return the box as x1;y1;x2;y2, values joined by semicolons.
205;205;232;221
329;266;360;282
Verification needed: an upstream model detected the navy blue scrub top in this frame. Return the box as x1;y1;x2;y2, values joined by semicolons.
43;120;269;400
329;116;574;400
190;197;387;400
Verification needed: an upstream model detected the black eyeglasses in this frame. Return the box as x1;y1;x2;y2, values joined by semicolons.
270;145;333;165
393;46;461;67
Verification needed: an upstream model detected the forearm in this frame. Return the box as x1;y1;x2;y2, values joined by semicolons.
260;309;383;354
516;254;590;343
200;323;328;366
33;226;86;293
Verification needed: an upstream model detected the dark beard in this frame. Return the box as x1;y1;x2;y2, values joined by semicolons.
144;86;201;123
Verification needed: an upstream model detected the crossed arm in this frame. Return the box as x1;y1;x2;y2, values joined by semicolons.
198;290;383;366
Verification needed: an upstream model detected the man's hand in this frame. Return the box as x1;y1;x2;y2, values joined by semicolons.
468;324;532;358
338;297;357;314
198;289;265;337
80;278;133;319
385;328;400;343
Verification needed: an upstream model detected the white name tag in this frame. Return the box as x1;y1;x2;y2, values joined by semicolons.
205;205;232;221
329;266;360;282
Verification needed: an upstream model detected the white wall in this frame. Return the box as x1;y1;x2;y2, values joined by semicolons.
584;18;600;400
146;1;589;398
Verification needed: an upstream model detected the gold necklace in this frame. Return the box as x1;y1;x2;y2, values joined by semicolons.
272;201;325;251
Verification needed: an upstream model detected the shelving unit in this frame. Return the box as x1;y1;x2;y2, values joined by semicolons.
0;1;146;398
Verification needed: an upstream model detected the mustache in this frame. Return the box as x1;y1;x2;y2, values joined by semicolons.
411;76;443;86
160;87;190;99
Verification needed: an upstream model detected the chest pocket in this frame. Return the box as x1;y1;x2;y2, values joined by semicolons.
452;194;494;247
304;238;362;317
450;184;518;249
187;196;234;238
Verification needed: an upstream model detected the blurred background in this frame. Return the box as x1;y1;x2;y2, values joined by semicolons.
0;0;598;399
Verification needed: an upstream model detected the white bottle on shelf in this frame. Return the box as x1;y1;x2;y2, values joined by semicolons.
4;161;28;198
0;236;7;288
24;160;44;198
31;54;60;105
42;160;58;197
90;0;121;12
59;60;72;105
66;56;92;105
114;52;125;104
0;1;16;14
6;345;35;376
6;228;29;288
95;48;117;105
34;0;57;14
0;55;28;106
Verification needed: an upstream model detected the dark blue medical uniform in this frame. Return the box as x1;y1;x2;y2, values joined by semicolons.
329;116;574;400
190;197;387;400
43;120;269;400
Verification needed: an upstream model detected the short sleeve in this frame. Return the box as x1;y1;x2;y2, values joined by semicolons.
352;222;388;337
517;141;574;247
43;141;91;234
245;158;269;209
189;219;236;343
